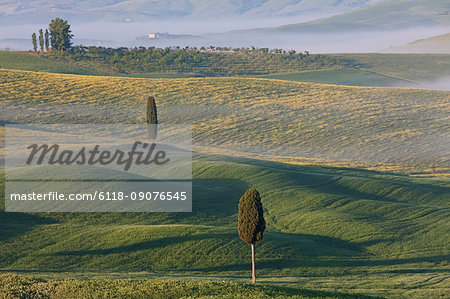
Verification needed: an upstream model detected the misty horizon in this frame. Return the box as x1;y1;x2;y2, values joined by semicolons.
1;22;449;54
1;0;449;53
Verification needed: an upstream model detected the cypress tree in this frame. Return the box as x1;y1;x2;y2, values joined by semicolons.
238;188;265;283
146;96;158;142
44;29;50;51
38;29;44;52
31;33;37;52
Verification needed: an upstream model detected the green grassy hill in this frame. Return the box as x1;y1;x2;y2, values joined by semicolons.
2;51;450;88
258;68;409;86
2;155;449;263
0;51;103;75
0;69;449;297
333;53;450;82
260;54;450;86
1;154;449;297
2;48;346;77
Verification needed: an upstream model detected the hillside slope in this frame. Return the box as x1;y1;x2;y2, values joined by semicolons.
3;52;449;88
386;32;450;54
0;69;449;298
258;68;410;87
1;68;449;173
0;0;392;24
240;0;450;33
0;154;449;297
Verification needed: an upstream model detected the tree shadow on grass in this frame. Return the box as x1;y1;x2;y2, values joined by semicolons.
202;153;450;197
56;233;233;256
0;212;57;242
0;177;248;228
191;177;249;216
53;230;367;270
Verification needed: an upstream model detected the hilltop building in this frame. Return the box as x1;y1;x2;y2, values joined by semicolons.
148;33;163;39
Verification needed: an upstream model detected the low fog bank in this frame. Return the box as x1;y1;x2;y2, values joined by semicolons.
1;19;449;53
0;15;328;41
395;77;450;91
204;26;450;53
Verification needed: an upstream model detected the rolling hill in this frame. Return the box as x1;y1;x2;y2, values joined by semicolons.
0;69;449;297
386;32;450;54
204;0;450;52
233;0;450;34
258;68;410;87
2;1;448;53
2;51;450;88
1;68;449;173
0;154;449;297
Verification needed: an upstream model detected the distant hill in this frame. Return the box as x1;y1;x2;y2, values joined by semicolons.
0;68;449;298
386;33;450;54
0;0;393;24
2;1;449;52
229;0;450;34
0;69;449;298
195;0;450;52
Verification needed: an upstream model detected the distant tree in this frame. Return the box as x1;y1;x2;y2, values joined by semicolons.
38;29;44;52
31;33;37;52
44;29;50;51
49;18;73;51
146;96;158;142
238;188;265;284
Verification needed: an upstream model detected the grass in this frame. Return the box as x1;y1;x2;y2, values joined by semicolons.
1;68;449;174
0;48;346;78
46;47;345;76
0;68;449;298
0;51;197;79
2;153;449;259
2;51;450;88
0;154;449;297
0;51;102;75
258;68;410;87
0;273;381;298
333;53;450;82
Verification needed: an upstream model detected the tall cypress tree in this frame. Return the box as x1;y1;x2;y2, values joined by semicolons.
238;188;265;284
146;96;158;142
38;29;44;52
31;33;37;52
44;29;50;51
